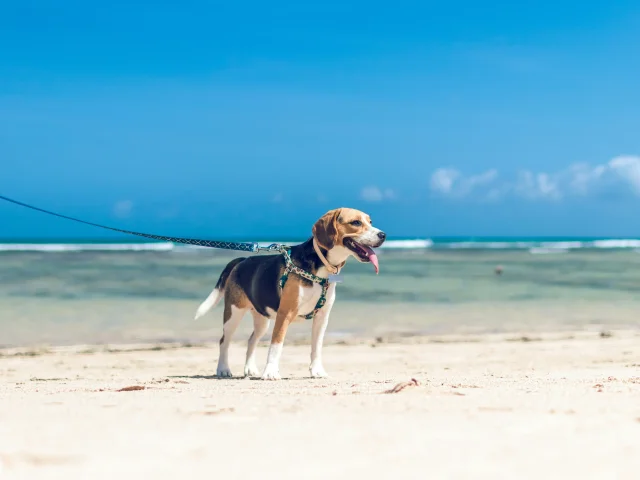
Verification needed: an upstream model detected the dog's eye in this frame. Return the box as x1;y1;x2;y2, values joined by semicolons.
350;220;362;227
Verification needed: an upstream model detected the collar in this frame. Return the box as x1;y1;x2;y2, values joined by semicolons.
312;237;342;275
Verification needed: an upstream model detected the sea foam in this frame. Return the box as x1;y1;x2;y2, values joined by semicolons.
2;237;640;253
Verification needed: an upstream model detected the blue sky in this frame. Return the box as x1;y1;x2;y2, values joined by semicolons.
1;1;640;239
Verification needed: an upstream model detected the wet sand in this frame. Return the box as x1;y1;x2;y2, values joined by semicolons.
1;330;640;479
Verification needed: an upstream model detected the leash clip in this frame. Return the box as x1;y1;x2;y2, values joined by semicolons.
256;243;286;254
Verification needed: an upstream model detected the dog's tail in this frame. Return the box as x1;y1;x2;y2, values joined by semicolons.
194;257;246;320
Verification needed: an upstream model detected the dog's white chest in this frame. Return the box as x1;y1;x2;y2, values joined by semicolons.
297;283;323;315
296;282;335;317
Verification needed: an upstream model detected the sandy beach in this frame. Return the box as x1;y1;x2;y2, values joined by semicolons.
1;330;639;480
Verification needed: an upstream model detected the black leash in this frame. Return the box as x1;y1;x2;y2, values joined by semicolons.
0;194;281;253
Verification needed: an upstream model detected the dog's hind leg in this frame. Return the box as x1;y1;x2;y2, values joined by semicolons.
216;302;247;378
244;311;270;377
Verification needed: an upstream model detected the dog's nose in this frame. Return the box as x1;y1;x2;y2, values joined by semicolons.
377;231;386;240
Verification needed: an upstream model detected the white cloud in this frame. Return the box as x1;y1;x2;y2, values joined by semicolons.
430;155;640;202
383;188;396;199
565;163;607;195
467;169;498;186
430;168;460;195
360;186;395;202
608;155;640;193
513;171;562;200
549;155;640;198
462;169;499;196
430;168;498;198
113;200;133;218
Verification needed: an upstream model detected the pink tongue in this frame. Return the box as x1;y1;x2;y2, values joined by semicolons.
361;245;380;274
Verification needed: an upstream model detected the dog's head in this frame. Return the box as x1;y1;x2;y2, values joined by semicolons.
312;208;386;273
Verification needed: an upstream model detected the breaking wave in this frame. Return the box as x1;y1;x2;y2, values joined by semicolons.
1;238;640;253
0;243;175;252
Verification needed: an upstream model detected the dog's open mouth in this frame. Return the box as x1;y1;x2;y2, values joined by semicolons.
343;238;379;274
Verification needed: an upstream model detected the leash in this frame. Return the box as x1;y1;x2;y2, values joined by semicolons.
1;193;331;319
0;194;282;254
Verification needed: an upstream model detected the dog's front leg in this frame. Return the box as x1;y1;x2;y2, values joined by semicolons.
261;280;300;380
309;284;336;378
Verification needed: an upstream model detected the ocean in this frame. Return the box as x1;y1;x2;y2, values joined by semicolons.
2;237;640;348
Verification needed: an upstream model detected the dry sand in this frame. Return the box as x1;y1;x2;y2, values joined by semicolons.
1;331;640;479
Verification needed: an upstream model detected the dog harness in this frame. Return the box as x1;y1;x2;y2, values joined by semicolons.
279;247;329;320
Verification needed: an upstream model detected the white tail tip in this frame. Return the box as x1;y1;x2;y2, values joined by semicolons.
194;288;221;320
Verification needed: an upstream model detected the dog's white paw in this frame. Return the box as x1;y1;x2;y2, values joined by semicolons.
216;365;233;378
309;362;329;378
261;364;281;380
244;363;260;377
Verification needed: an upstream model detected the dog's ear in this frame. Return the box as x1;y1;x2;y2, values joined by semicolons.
313;209;342;250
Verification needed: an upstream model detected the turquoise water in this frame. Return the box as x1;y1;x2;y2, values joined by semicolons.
1;244;640;347
1;245;640;303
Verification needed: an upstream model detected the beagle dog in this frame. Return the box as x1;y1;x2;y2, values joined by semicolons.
194;207;386;380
